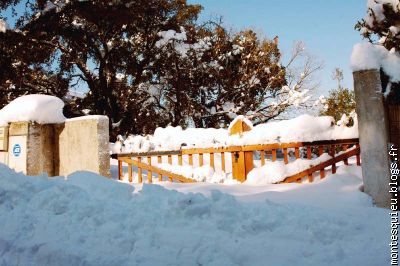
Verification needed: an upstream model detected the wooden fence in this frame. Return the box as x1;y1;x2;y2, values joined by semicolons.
112;138;360;184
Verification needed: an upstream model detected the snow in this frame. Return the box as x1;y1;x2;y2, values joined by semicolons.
67;115;108;122
351;42;400;82
0;19;7;33
116;114;358;153
0;163;388;265
0;94;66;126
246;153;332;185
156;29;187;47
156;163;238;184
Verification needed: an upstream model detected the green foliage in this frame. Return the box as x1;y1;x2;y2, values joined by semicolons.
320;88;356;126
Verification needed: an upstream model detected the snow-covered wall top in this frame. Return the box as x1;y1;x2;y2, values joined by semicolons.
0;94;66;126
116;114;358;153
351;42;400;83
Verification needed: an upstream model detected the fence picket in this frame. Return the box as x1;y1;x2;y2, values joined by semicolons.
157;156;162;181
138;157;143;183
221;152;226;172
147;156;152;183
260;150;265;166
210;153;215;170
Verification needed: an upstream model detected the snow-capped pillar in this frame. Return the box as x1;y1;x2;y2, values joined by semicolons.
353;69;391;208
229;116;253;182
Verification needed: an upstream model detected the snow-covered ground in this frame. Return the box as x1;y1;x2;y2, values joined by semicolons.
0;161;388;266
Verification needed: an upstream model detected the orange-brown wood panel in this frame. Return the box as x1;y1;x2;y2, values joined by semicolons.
281;147;360;184
188;154;193;166
138;157;143;183
318;146;325;179
307;146;312;181
272;149;277;162
157;156;162;181
128;162;133;183
221;152;226;172
330;145;336;174
118;160;123;181
199;153;204;166
210;153;215;170
342;145;349;165
260;150;265;166
295;147;300;159
147;156;152;183
244;151;254;180
231;151;246;182
283;148;288;164
307;146;312;159
122;158;196;183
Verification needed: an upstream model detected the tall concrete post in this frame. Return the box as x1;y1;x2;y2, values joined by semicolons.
353;69;391;208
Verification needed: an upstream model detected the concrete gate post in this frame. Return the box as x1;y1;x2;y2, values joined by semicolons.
353;69;391;208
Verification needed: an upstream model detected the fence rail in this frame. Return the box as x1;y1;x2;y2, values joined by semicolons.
112;138;360;184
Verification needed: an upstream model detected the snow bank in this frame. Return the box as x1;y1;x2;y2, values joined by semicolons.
246;154;332;185
0;163;388;265
156;163;238;184
116;114;358;153
351;42;400;82
0;94;66;125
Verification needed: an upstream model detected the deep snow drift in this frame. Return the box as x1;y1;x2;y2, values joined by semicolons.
0;163;388;266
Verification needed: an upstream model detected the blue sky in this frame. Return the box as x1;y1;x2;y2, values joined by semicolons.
189;0;367;95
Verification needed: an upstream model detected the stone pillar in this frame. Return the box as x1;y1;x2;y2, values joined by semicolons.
54;116;110;177
7;122;54;176
353;69;391;208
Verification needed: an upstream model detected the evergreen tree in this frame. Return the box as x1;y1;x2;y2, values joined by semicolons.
320;69;356;126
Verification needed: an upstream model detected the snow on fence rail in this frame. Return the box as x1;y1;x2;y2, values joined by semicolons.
112;118;360;184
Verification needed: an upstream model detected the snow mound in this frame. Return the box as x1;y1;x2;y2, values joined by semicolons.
0;163;388;265
117;114;358;153
246;154;332;185
156;163;238;184
351;42;400;82
0;94;66;125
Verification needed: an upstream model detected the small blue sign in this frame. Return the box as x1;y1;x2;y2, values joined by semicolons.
13;144;21;157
